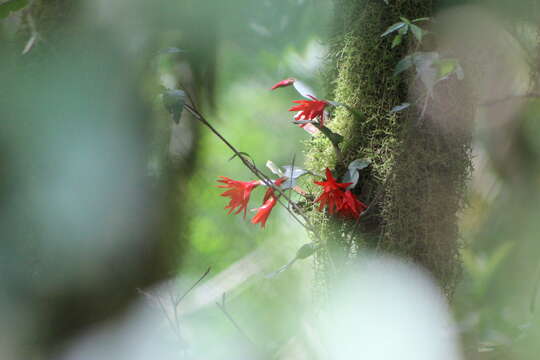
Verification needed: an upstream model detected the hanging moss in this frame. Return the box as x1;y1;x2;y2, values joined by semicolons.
305;0;472;297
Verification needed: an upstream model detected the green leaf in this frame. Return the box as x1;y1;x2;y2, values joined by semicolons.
162;89;186;123
293;120;316;125
394;54;415;76
341;104;365;122
281;165;308;180
266;160;284;177
296;243;316;260
381;22;406;37
391;34;403;48
265;243;317;279
413;52;441;93
348;159;371;171
158;47;186;55
318;126;343;145
412;17;430;23
433;58;464;81
0;0;29;19
399;16;412;25
342;159;371;189
281;165;308;190
398;25;408;35
436;59;458;78
390;103;411;113
486;242;514;275
228;152;253;162
409;24;424;42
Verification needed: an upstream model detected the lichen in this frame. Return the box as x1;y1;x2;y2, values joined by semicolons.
305;0;472;297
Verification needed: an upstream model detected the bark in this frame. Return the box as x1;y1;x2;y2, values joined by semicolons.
307;0;473;296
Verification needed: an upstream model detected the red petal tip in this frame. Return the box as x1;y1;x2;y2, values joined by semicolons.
270;78;294;90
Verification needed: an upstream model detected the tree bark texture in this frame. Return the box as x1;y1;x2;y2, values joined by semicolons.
306;0;473;297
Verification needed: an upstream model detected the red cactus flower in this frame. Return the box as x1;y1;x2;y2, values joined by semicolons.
250;177;286;228
338;190;367;219
217;177;260;218
314;168;351;215
251;195;278;228
270;78;295;90
289;95;328;126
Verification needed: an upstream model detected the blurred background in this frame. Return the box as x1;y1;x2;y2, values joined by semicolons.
1;0;540;359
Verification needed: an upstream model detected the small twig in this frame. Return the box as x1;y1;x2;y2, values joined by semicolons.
265;257;298;279
177;81;199;113
316;124;344;164
174;266;211;306
417;92;430;126
20;1;44;56
138;267;212;346
293;120;344;164
287;153;296;211
184;103;317;235
138;288;184;343
216;293;257;348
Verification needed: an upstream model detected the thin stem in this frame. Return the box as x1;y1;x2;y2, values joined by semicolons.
287;153;296;211
174;266;211;306
317;124;344;164
216;295;257;348
184;103;317;234
293;119;344;164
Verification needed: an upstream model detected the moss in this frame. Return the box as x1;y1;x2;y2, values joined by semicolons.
305;0;472;297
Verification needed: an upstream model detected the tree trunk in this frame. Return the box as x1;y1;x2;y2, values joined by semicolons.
307;0;473;296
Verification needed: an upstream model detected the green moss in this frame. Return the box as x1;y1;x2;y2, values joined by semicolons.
305;0;472;297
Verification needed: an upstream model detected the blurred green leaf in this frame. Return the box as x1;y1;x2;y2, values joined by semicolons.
391;34;403;48
381;22;407;37
434;58;464;80
158;47;186;55
266;160;284;177
228;152;254;163
390;102;410;113
435;58;459;78
0;0;28;19
342;159;370;188
486;242;514;276
394;54;415;76
348;159;371;171
162;89;186;123
399;16;412;25
409;24;424;42
318;125;343;145
296;243;316;259
282;165;308;180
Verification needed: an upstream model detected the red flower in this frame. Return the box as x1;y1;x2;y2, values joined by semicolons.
217;177;260;218
250;177;286;228
314;168;351;214
251;195;278;228
270;78;295;90
338;190;367;219
289;95;328;126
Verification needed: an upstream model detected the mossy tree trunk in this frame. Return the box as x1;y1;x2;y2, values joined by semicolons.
307;0;472;296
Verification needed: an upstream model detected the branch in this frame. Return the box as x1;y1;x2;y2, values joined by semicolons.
184;102;319;235
216;293;257;349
